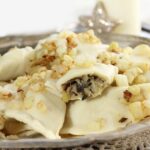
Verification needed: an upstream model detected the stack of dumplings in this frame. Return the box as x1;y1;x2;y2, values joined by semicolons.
0;30;149;139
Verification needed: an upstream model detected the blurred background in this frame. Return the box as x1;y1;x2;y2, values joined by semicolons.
0;0;149;37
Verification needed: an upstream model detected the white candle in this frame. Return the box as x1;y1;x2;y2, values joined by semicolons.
99;0;141;35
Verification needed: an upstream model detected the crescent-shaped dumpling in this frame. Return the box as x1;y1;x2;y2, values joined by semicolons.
5;90;66;139
0;47;34;81
61;83;150;135
0;71;66;139
57;64;118;101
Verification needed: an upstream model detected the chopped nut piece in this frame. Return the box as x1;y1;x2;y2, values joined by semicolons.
123;90;132;102
137;63;150;73
33;55;55;66
0;115;5;130
115;75;129;86
142;101;150;117
98;52;111;64
30;82;45;92
17;89;24;93
128;85;141;96
122;47;133;54
42;41;56;51
108;42;122;53
66;36;77;50
124;67;143;84
133;44;150;58
0;92;14;100
76;60;94;68
116;58;132;73
77;30;100;44
129;102;144;120
62;55;74;67
124;85;145;103
119;117;128;123
134;75;147;84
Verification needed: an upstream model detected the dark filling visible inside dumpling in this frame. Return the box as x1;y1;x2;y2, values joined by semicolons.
62;75;107;100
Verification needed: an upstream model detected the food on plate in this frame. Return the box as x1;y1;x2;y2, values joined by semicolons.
1;118;38;139
61;86;133;135
61;83;150;135
0;47;34;81
31;30;106;78
0;30;149;139
0;71;66;139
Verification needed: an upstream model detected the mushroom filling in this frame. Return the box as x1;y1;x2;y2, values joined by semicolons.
62;75;107;100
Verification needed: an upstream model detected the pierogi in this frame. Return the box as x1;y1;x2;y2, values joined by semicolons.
0;30;149;139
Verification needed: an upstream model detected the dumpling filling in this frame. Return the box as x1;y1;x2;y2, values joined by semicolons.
62;75;107;100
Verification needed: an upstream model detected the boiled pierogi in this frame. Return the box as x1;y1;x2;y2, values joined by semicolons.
57;64;118;101
0;47;34;81
0;71;66;139
61;83;150;135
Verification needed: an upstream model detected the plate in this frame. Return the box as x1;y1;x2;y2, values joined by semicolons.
0;32;150;149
